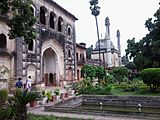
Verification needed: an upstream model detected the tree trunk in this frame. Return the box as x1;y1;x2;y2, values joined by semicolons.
16;105;27;120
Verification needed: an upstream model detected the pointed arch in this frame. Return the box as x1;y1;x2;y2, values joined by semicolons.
43;47;57;86
68;67;73;81
27;64;37;83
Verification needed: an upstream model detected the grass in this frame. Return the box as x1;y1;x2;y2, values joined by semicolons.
28;114;93;120
111;87;160;96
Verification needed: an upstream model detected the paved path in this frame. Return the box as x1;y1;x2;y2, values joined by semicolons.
28;106;149;120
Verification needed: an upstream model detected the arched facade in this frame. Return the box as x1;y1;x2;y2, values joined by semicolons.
0;0;78;87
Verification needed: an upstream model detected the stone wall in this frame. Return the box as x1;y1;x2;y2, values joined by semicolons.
82;95;160;107
44;95;160;119
45;95;160;111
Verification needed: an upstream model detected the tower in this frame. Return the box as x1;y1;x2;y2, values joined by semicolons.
105;17;112;68
117;29;121;66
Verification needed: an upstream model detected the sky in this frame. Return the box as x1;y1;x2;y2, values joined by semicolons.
54;0;160;56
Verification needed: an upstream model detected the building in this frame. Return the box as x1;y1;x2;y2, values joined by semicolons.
76;43;86;81
0;0;78;86
91;17;121;68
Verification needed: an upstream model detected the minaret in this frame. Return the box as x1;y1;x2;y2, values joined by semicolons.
117;29;121;66
105;17;112;68
105;17;110;39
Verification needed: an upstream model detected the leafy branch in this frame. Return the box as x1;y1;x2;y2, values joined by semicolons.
0;0;37;44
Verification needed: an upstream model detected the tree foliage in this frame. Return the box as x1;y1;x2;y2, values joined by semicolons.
0;0;37;44
81;65;96;80
110;66;129;84
0;0;10;14
125;4;160;70
95;66;105;80
125;62;136;70
140;68;160;92
81;65;105;82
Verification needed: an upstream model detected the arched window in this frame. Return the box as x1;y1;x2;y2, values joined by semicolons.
76;52;78;61
30;6;34;16
58;17;63;32
68;49;71;57
80;53;82;60
50;12;56;29
67;27;71;36
28;40;34;51
0;33;7;48
40;6;46;25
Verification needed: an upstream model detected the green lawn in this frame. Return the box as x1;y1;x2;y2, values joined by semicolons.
111;87;160;96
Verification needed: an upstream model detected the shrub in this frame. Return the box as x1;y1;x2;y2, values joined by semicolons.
45;91;52;100
140;68;160;91
54;89;60;96
77;80;112;95
0;89;8;102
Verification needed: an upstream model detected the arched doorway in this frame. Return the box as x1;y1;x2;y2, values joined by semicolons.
68;67;73;82
27;64;36;84
43;48;57;86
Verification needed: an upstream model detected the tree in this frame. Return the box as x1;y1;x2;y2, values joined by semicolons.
125;3;160;70
0;0;10;14
81;65;106;84
110;66;129;84
13;89;41;120
140;68;160;92
95;66;105;82
81;65;96;80
0;0;37;44
121;55;129;65
125;62;136;70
